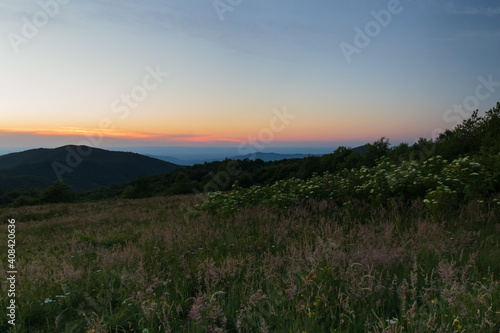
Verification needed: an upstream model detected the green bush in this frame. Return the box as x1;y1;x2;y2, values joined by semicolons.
199;154;499;215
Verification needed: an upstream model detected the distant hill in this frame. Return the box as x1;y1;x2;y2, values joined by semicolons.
0;145;180;191
232;146;366;162
351;145;367;154
231;152;314;162
145;155;191;166
148;152;317;165
147;150;346;165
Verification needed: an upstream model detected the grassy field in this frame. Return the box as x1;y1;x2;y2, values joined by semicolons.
1;194;500;332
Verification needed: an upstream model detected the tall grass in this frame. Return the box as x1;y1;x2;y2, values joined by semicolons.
0;195;499;332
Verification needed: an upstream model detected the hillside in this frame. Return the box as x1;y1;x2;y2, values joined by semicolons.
0;145;180;191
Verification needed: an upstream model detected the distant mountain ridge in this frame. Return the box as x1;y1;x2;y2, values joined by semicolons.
0;145;180;191
145;155;191;165
231;152;314;162
146;152;315;165
149;146;366;165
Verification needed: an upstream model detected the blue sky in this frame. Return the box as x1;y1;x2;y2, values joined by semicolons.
1;0;499;150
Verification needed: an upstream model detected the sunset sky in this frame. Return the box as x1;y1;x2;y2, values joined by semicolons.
1;0;499;151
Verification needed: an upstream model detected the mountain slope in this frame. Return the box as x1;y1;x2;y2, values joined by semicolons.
0;145;181;191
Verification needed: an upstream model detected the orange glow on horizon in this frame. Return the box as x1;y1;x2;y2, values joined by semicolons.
0;127;155;139
182;136;244;143
0;127;247;145
0;122;429;147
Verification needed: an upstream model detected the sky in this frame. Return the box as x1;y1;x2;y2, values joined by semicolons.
1;0;499;152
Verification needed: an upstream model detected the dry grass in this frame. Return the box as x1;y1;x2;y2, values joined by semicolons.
0;195;499;332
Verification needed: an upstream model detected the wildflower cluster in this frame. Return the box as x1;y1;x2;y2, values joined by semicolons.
199;174;339;214
199;155;496;214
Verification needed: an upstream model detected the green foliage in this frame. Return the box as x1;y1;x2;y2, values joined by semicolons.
363;137;390;167
199;154;498;215
39;181;76;204
120;176;154;199
12;195;38;207
436;102;500;159
322;146;363;172
170;172;193;194
424;184;458;217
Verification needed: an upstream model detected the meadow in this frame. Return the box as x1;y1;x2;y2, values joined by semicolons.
1;191;499;332
1;105;499;332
